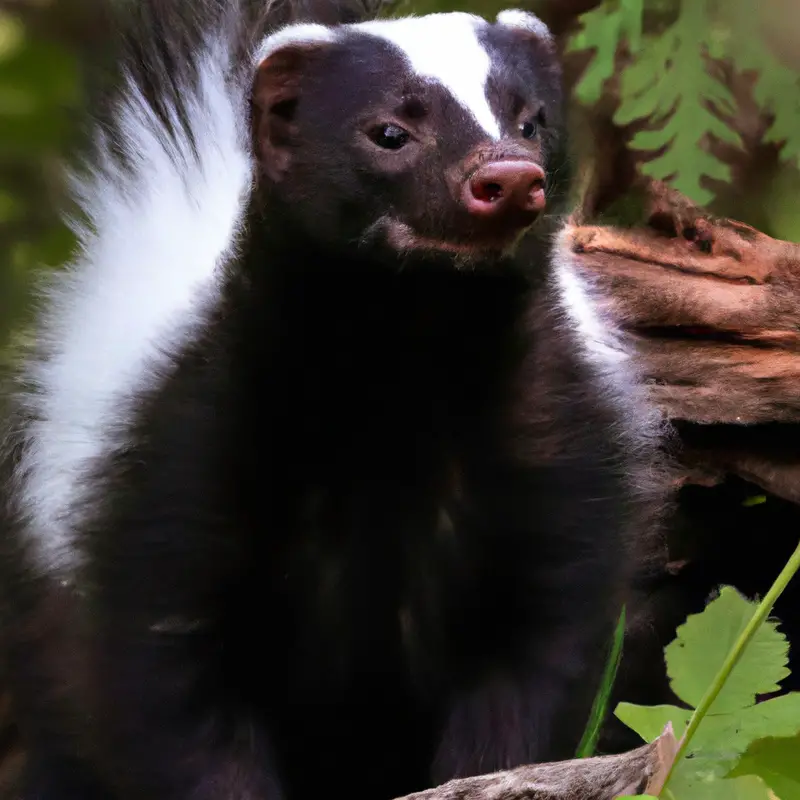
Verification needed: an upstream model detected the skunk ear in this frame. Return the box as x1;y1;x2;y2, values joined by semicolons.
495;9;554;48
252;25;335;181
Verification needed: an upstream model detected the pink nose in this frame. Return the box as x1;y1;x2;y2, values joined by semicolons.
463;160;546;219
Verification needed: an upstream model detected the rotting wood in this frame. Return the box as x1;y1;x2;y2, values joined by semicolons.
566;180;800;426
564;180;800;502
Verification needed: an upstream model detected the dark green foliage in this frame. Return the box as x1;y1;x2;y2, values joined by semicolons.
567;0;800;205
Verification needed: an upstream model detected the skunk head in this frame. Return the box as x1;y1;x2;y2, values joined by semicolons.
252;10;567;260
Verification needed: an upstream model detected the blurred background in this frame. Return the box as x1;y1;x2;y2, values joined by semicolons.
0;0;799;353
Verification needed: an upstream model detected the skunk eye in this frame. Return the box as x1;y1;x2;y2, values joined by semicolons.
520;120;538;140
369;123;411;150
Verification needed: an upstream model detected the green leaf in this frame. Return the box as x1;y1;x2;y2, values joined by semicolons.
567;7;622;106
612;0;740;204
566;0;644;106
615;582;800;799
666;587;789;714
667;772;775;800
614;697;800;793
614;41;670;124
729;734;800;798
650;694;800;792
760;76;800;166
575;606;626;758
620;0;643;52
614;703;691;743
707;693;800;748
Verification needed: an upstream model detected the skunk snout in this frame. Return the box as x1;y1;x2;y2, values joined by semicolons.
462;160;546;222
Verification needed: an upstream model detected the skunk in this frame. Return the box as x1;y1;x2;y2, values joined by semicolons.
0;2;662;798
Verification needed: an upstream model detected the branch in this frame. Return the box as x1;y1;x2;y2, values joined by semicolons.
395;726;677;800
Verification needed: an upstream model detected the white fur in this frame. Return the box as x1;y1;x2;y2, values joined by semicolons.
495;9;553;42
13;36;254;571
254;22;336;63
551;231;663;461
553;258;629;370
356;13;502;139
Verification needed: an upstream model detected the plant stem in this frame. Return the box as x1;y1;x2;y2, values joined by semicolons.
660;537;800;795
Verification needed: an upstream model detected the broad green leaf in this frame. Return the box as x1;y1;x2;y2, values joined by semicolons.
614;699;800;789
669;753;760;800
730;734;800;799
615;703;691;743
667;771;775;800
615;588;799;799
666;698;800;785
665;587;789;714
711;694;800;748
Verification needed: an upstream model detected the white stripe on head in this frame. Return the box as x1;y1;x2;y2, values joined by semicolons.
355;13;501;139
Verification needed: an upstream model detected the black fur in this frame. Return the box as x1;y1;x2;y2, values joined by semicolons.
0;3;660;799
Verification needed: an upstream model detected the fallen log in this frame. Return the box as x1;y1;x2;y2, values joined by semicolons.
565;180;800;502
